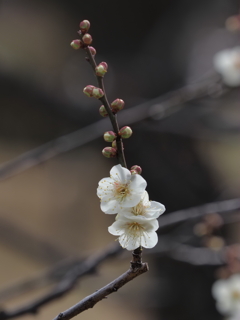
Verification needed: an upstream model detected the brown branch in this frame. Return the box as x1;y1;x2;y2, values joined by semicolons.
52;254;148;320
0;73;225;181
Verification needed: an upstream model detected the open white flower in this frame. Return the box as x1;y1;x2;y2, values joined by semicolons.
213;46;240;87
108;215;159;250
117;191;165;220
97;164;147;214
212;274;240;316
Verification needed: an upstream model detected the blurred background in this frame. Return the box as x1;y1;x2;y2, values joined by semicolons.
0;0;239;319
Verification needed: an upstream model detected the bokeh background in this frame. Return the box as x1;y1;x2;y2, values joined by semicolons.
0;0;239;319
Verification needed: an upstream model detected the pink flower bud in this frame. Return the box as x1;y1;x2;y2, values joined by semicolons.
70;39;82;50
95;62;108;77
89;46;96;56
102;147;117;158
82;33;92;45
83;85;95;97
130;165;142;175
99;62;108;69
99;105;108;117
111;99;125;113
79;20;90;33
92;87;104;99
103;131;117;142
119;126;132;139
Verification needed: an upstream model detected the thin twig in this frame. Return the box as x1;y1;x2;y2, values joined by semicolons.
52;252;148;320
79;34;127;168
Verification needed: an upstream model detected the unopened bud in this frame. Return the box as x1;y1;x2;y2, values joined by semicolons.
79;20;90;33
112;140;117;148
104;131;117;142
95;62;108;77
83;85;95;97
89;46;96;56
82;33;92;45
119;126;132;139
70;39;82;50
102;147;117;158
99;105;108;117
130;165;142;175
111;99;125;113
92;87;104;99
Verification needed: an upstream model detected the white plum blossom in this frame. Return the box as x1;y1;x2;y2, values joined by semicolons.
213;47;240;87
108;215;159;250
117;191;165;220
97;164;147;214
212;274;240;317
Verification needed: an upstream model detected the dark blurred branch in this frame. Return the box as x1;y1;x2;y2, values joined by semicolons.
0;73;225;181
158;198;240;230
0;258;80;303
0;244;122;320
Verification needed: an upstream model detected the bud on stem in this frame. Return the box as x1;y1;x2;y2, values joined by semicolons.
99;105;108;117
111;99;125;113
70;39;82;49
103;131;117;142
130;165;142;175
79;20;90;33
119;126;132;139
102;147;117;158
95;62;108;77
82;33;92;45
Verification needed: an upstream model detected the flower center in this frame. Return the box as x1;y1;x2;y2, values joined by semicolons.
131;202;145;216
114;182;130;202
127;222;144;235
231;290;240;300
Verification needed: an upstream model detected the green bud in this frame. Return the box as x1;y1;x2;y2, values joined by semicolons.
102;147;117;158
111;99;125;113
103;131;117;142
92;87;104;99
70;39;82;49
119;126;132;139
89;46;96;56
95;62;108;77
99;105;108;117
112;140;117;148
83;85;94;97
82;33;92;45
79;20;90;33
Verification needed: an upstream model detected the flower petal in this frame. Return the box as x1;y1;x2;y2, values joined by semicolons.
140;231;158;249
130;174;147;192
110;164;131;184
100;198;118;214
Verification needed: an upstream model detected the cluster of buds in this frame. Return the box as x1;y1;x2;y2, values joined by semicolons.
70;20;95;52
71;19;133;160
102;125;132;158
83;85;104;99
